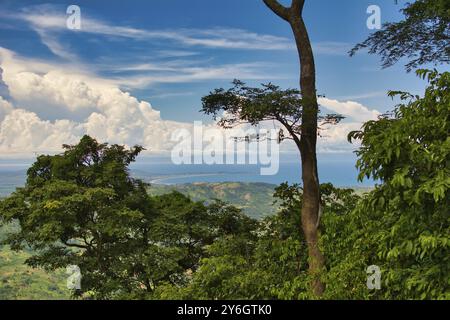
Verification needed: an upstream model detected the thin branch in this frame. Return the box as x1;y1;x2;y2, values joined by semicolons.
263;0;290;21
276;116;302;148
63;241;89;250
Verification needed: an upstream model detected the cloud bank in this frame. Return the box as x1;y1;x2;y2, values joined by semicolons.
0;47;381;156
0;48;191;155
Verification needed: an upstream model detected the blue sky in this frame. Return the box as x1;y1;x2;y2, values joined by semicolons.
0;0;441;156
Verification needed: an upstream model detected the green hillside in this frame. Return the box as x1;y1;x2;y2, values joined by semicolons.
0;246;69;300
148;182;279;219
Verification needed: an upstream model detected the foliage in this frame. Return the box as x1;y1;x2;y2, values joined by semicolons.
339;70;450;299
0;246;69;300
2;69;449;300
153;183;361;300
350;0;450;71
0;221;69;300
155;70;450;300
201;80;343;136
201;80;344;297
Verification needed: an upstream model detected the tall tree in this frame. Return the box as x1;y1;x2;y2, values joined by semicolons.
202;84;342;297
0;136;252;299
350;0;450;71
202;0;324;296
262;0;324;296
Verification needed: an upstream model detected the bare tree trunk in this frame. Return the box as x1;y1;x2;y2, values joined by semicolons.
263;0;325;296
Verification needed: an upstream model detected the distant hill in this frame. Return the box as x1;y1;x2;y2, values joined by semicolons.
0;222;69;300
0;246;69;300
148;182;279;219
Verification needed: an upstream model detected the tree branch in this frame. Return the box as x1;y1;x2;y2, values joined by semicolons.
63;240;89;250
263;0;290;21
276;116;302;148
290;0;305;15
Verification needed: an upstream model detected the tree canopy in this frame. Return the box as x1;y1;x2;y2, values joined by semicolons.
341;70;450;299
350;0;450;71
0;135;256;299
201;80;344;143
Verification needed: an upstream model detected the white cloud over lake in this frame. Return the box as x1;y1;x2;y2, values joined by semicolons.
0;48;191;155
0;47;381;156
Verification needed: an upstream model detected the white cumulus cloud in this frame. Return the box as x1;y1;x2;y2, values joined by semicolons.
318;97;381;122
0;48;191;155
0;48;382;156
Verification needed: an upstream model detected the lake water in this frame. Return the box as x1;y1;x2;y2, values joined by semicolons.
0;153;374;197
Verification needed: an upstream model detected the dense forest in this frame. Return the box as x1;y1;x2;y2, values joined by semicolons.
1;68;449;299
0;0;449;300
